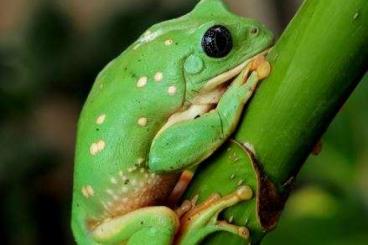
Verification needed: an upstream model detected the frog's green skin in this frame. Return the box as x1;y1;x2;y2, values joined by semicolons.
71;0;273;244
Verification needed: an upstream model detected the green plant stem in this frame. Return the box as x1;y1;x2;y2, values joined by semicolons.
236;0;368;189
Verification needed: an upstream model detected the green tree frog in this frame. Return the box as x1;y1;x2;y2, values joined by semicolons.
71;0;273;244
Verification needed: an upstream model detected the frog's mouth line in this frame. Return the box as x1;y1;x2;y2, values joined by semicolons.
156;50;270;136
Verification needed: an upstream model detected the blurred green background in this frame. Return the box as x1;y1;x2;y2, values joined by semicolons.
0;0;367;244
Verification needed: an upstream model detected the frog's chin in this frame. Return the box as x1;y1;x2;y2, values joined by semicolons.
191;49;270;106
202;49;270;93
200;58;252;94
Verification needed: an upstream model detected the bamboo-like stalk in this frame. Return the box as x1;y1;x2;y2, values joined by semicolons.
236;0;368;188
185;0;368;244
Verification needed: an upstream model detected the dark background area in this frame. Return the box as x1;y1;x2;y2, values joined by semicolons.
0;0;367;244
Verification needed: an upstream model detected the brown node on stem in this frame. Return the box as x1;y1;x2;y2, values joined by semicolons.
242;145;290;231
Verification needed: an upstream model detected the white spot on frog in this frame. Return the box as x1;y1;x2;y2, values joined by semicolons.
137;76;148;88
137;117;147;127
167;85;177;95
154;72;163;82
140;30;161;43
96;114;106;125
81;185;94;198
133;30;162;50
164;39;173;46
110;177;118;184
90;140;106;155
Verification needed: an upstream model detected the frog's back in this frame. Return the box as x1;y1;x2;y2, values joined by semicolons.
71;31;189;234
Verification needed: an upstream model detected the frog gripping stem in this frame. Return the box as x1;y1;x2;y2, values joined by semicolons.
71;0;274;243
175;185;254;245
180;138;287;244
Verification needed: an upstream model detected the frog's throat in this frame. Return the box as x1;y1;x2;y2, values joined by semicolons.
156;50;269;136
201;59;251;93
202;49;270;93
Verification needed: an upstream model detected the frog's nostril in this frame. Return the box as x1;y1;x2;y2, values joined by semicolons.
250;27;259;36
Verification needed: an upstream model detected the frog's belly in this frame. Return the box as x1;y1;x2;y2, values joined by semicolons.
90;171;179;226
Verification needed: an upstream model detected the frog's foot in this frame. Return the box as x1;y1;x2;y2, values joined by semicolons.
175;186;253;245
249;54;271;80
217;220;250;238
91;206;179;245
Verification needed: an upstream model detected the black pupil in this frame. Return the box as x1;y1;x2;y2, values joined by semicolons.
202;25;233;58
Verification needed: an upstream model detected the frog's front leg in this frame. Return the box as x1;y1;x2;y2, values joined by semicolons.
91;206;178;245
149;56;270;173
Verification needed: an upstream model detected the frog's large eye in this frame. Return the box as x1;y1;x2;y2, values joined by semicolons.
202;25;233;58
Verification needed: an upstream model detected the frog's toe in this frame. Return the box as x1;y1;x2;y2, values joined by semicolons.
235;185;253;200
175;186;253;245
217;221;250;239
249;54;271;80
175;200;193;218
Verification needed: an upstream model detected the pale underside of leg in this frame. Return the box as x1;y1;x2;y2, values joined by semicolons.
92;206;179;245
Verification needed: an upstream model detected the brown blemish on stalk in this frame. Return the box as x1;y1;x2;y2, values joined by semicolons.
312;139;323;155
240;142;288;231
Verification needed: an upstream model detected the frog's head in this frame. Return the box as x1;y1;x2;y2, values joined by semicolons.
181;0;274;102
131;0;273;117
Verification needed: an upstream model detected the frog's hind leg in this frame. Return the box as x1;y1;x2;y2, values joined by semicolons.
167;170;195;206
92;206;179;245
175;186;253;245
